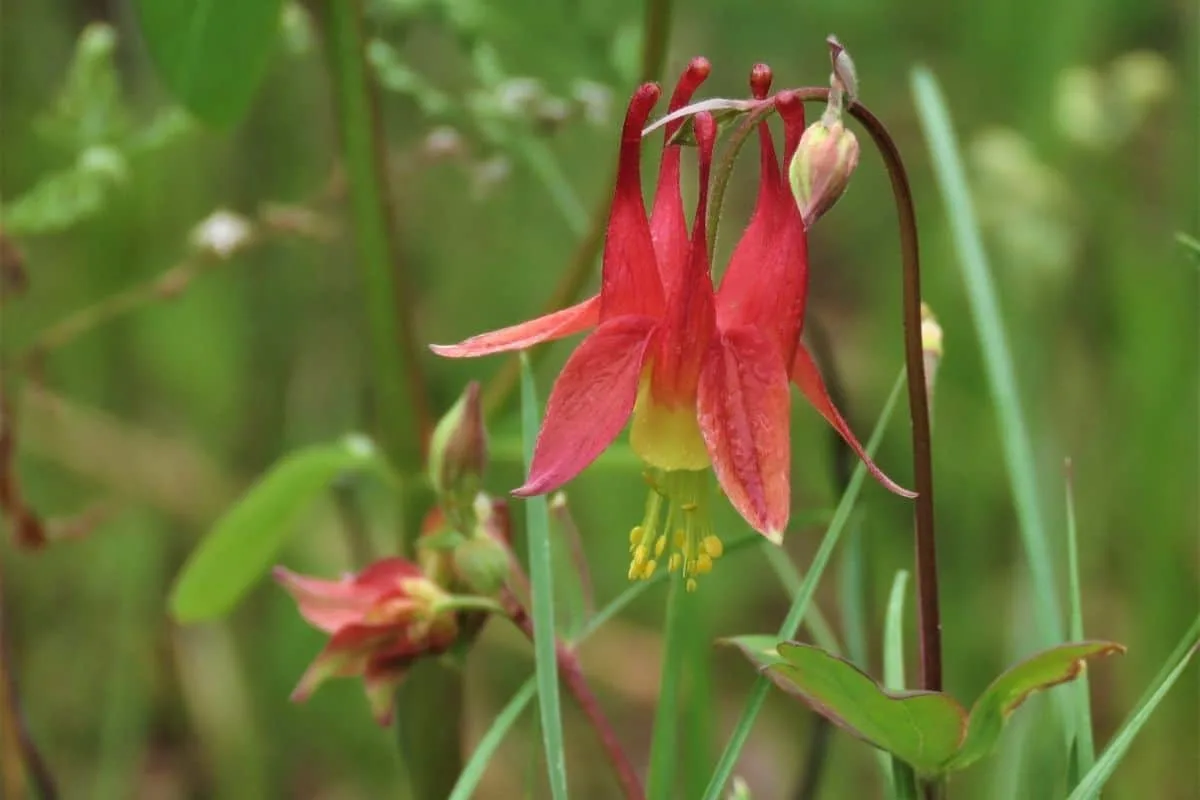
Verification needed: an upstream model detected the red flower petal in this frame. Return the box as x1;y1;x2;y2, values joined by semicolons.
651;112;718;404
791;342;916;498
430;295;600;358
273;567;377;633
600;85;666;321
650;57;710;302
273;559;423;633
716;86;810;364
515;316;657;496
698;326;792;541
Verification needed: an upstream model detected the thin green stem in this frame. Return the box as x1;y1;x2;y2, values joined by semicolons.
321;0;431;469
638;0;673;83
320;1;441;795
435;596;506;615
1063;460;1094;780
648;573;687;799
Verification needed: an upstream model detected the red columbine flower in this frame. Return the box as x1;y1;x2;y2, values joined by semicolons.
432;60;912;590
274;558;458;725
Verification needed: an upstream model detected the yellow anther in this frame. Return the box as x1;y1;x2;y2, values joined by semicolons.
633;544;648;566
668;554;682;573
673;530;685;548
696;553;713;574
686;578;698;593
685;558;698;577
628;562;639;580
629;526;644;546
703;535;723;559
642;560;658;579
654;536;666;557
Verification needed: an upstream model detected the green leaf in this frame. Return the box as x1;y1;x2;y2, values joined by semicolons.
169;435;384;622
133;0;283;127
766;643;967;775
518;354;569;800
703;368;907;800
1067;614;1200;799
948;641;1125;771
724;635;788;670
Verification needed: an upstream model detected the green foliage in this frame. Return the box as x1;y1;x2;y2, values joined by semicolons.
767;644;966;775
133;0;283;127
745;640;1123;776
3;23;192;235
169;435;389;622
947;641;1125;770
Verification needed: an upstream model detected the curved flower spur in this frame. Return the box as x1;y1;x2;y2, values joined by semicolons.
432;59;913;590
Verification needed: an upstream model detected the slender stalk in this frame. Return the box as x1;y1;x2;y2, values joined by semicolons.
319;1;441;796
840;99;941;694
638;0;674;83
320;0;431;468
0;554;57;799
647;574;686;799
502;590;646;800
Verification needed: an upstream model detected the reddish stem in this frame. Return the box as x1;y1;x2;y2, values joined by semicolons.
500;589;645;800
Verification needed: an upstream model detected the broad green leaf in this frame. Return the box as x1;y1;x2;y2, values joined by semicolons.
724;635;788;670
169;435;383;622
948;641;1125;770
767;642;967;775
133;0;283;127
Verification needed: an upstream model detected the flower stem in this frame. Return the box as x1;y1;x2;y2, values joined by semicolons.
841;100;942;695
320;0;432;469
318;0;442;795
639;0;674;83
501;590;646;800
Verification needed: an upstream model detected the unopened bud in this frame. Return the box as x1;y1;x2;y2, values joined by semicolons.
788;119;860;226
453;527;510;596
920;302;944;412
428;382;488;506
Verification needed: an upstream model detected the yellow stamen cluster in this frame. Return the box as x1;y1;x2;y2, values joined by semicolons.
627;470;724;592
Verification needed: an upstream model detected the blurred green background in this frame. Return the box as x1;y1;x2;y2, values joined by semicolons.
1;0;1196;797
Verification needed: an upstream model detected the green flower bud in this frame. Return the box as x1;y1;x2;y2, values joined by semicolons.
428;382;488;509
452;494;511;596
788;119;860;227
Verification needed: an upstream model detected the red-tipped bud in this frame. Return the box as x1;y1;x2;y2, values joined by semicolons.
787;117;860;226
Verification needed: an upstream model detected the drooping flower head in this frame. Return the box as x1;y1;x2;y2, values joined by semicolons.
274;558;459;725
432;59;912;590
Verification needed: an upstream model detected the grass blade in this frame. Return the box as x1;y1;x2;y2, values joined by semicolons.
449;679;538;800
763;544;843;655
910;67;1063;645
702;369;907;800
1066;613;1200;800
883;570;910;690
648;574;687;798
1063;461;1094;782
883;570;917;800
518;354;568;800
448;530;767;799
